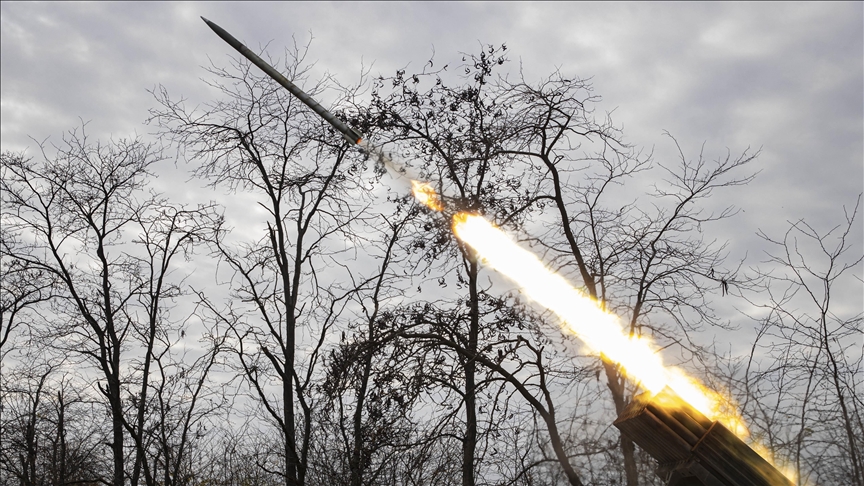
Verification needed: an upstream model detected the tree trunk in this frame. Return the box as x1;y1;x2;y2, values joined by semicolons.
603;360;638;486
463;259;479;486
25;399;37;486
350;320;375;486
56;390;67;486
130;338;154;486
283;361;298;486
280;213;300;486
109;374;125;486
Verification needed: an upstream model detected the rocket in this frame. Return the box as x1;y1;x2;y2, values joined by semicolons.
201;17;446;213
200;17;364;145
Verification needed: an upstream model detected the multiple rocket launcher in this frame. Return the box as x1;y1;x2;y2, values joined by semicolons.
614;388;793;486
200;17;793;486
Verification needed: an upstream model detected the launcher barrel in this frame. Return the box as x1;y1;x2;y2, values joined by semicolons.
614;387;793;486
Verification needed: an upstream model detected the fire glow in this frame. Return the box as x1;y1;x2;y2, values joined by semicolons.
410;183;748;438
410;182;799;483
450;213;747;436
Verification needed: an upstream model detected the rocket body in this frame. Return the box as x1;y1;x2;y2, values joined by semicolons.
201;17;436;203
201;17;363;145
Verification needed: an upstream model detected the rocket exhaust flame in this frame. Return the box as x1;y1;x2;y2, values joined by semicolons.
418;187;791;477
448;210;793;481
414;190;745;432
450;213;744;430
411;181;444;212
416;189;750;438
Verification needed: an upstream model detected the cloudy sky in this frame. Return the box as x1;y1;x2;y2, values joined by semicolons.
2;2;862;346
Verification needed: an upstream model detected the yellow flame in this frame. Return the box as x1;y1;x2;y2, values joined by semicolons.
751;443;800;484
411;180;444;211
451;212;747;432
406;181;792;480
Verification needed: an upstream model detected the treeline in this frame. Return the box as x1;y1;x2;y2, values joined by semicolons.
2;44;861;486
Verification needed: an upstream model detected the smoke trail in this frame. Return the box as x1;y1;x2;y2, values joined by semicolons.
358;139;423;187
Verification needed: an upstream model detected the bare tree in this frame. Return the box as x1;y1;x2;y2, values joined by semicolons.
149;41;375;486
1;127;216;486
0;226;58;361
495;72;759;485
1;362;57;486
314;210;430;486
362;45;622;486
364;44;566;486
126;320;228;486
0;359;109;486
362;44;762;486
740;195;863;486
122;211;224;486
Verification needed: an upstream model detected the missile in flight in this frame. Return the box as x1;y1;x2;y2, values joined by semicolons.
200;16;364;145
201;17;446;210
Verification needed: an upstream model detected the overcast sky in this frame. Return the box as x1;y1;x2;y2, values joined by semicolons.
2;2;862;350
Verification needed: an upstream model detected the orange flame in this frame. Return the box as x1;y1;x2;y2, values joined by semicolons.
411;180;444;211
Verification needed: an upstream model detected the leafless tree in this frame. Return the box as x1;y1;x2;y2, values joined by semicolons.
740;195;863;486
492;71;759;484
363;43;762;486
1;362;59;486
362;45;623;486
363;45;570;486
312;210;430;485
149;40;376;486
0;226;58;362
0;360;108;486
1;127;216;486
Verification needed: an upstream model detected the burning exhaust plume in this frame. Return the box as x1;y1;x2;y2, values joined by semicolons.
411;181;445;212
441;211;747;437
443;204;793;481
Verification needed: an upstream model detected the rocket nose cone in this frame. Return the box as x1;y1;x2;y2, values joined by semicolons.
201;16;210;23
